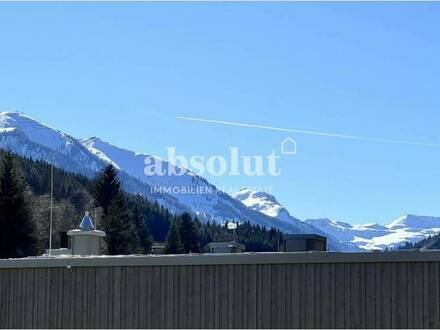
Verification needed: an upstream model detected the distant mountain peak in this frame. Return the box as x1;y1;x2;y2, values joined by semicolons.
386;214;440;230
0;110;27;117
0;111;105;176
82;136;99;143
306;217;338;227
0;111;76;150
82;136;116;148
234;188;280;204
1;111;54;128
233;188;288;219
81;136;151;158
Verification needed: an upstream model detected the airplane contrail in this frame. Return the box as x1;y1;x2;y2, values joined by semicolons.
177;116;440;147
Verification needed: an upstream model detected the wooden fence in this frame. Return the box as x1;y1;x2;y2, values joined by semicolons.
0;251;440;328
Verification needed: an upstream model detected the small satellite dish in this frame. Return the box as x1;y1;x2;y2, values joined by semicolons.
227;222;238;230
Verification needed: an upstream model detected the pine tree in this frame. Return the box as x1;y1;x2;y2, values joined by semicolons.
105;199;137;255
179;212;199;253
0;152;36;258
131;196;153;254
93;165;137;255
93;165;122;216
165;220;183;254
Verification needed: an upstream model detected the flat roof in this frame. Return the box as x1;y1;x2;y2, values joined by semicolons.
284;234;327;241
0;250;439;268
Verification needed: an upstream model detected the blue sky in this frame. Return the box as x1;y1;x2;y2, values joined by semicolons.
0;3;440;224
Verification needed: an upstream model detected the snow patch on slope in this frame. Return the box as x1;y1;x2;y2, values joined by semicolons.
306;216;440;251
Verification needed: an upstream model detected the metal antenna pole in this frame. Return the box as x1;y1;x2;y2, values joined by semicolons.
49;163;54;256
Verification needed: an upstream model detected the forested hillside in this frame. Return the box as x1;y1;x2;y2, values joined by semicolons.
399;234;440;250
0;149;283;257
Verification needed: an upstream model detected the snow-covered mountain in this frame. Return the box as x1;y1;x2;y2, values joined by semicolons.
234;188;293;221
3;111;438;252
386;214;440;230
233;188;360;251
0;112;181;208
79;137;326;235
306;215;440;251
81;137;218;216
234;188;440;251
0;112;103;176
0;111;337;241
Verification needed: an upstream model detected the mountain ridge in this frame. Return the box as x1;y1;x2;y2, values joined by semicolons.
2;111;438;252
0;111;337;246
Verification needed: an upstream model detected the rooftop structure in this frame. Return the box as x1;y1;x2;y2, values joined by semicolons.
207;241;245;253
67;211;105;256
282;234;327;252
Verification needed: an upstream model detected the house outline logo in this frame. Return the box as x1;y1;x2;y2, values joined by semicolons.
281;137;297;155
